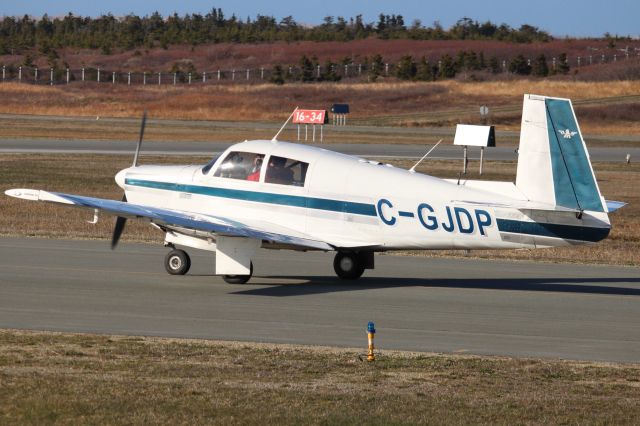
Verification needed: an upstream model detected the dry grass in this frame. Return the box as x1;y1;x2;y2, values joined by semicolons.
0;154;638;266
0;115;447;145
452;80;640;99
0;81;638;136
1;329;639;425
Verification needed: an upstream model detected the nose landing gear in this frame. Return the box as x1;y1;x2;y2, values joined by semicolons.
164;249;191;275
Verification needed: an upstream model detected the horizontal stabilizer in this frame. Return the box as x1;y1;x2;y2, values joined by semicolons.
606;200;627;213
452;199;580;214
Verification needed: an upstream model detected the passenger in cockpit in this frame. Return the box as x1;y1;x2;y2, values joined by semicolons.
247;156;263;181
266;156;294;185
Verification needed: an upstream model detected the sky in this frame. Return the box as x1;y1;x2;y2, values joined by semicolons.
2;0;639;38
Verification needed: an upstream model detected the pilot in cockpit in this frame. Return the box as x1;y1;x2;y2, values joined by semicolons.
247;155;264;181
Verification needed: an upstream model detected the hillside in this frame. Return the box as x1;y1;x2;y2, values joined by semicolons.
2;38;639;78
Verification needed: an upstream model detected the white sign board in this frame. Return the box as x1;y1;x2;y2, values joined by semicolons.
453;124;496;147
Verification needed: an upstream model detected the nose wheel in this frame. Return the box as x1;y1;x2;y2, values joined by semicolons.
333;252;365;280
164;249;191;275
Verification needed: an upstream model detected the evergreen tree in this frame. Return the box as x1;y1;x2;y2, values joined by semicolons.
270;64;285;85
438;54;456;79
478;52;486;69
415;57;434;81
531;54;549;77
395;55;416;80
299;55;315;82
321;59;341;81
508;54;531;75
368;54;384;81
22;54;34;67
557;53;570;75
488;56;501;74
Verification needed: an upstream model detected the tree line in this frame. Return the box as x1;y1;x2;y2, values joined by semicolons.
0;11;553;54
0;50;572;85
267;51;570;84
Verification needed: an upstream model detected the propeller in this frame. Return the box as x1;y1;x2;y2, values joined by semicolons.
132;110;147;168
111;110;146;250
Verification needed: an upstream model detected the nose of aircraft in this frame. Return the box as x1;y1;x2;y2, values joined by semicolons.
115;168;129;189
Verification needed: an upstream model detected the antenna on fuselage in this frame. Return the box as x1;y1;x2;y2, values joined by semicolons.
271;107;298;142
409;139;442;173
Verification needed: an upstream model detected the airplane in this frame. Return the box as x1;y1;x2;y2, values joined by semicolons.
5;94;625;284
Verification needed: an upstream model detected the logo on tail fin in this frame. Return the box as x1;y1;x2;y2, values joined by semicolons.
558;129;578;139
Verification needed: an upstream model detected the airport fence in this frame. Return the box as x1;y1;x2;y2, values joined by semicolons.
1;52;639;86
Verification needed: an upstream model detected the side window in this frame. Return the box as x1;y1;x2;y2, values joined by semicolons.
265;156;308;187
213;151;264;181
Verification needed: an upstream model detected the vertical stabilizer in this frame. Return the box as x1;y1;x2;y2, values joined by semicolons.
515;94;605;213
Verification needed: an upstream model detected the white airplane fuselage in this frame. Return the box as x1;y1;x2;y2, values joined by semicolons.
117;139;610;252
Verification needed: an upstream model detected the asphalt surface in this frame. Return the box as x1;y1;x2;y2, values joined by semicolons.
1;238;639;362
0;138;638;162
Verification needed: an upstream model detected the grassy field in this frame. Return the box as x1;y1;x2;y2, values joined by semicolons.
1;153;638;266
0;114;453;146
0;80;638;136
1;330;639;424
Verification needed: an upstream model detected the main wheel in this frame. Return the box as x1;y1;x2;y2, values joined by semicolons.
223;262;253;284
333;252;365;280
164;249;191;275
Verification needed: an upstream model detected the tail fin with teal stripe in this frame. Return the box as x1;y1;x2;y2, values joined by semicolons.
515;94;606;213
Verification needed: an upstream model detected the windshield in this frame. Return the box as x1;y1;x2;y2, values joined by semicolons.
214;151;264;181
201;155;220;175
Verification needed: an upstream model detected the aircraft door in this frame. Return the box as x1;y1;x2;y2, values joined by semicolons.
305;156;355;241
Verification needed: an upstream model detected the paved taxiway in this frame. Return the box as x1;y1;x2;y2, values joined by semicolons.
1;238;639;362
0;138;638;162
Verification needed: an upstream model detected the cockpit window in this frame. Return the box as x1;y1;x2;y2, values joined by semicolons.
201;155;220;175
213;151;264;181
265;155;308;186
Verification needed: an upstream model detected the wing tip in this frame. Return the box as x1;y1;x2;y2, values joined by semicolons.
5;188;41;201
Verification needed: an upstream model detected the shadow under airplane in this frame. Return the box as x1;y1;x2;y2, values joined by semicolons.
228;276;640;297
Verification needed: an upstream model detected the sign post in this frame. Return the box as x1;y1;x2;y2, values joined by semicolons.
331;104;350;126
480;105;489;125
292;110;328;142
453;124;496;176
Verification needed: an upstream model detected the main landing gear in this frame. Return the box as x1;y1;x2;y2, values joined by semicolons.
333;251;374;280
222;262;253;284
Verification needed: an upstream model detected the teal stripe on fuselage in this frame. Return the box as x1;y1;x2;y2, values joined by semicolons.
497;218;609;242
125;178;377;216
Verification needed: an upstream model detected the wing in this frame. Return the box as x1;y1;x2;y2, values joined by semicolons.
5;189;333;251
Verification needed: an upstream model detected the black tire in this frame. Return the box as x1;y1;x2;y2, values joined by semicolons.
223;262;253;284
164;249;191;275
333;252;365;280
